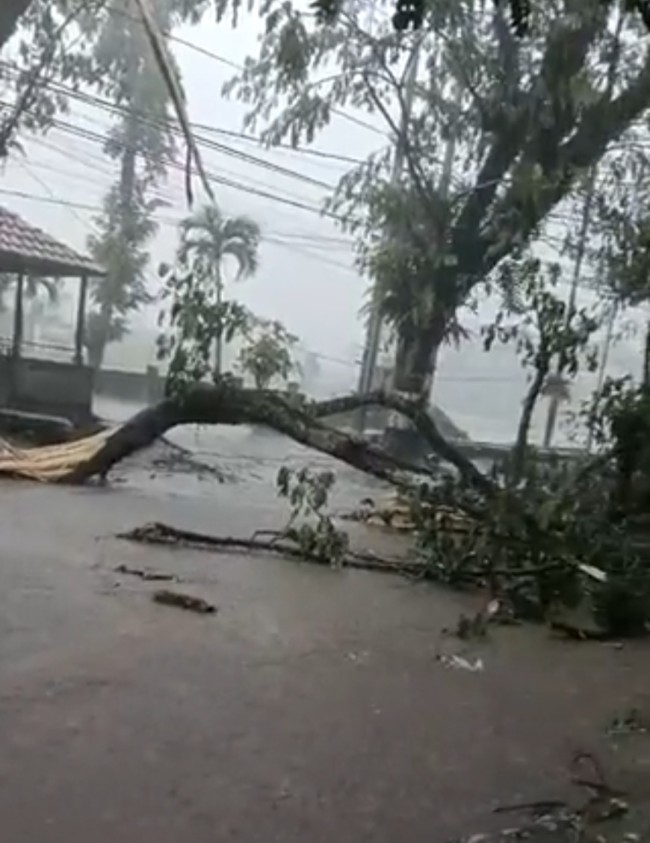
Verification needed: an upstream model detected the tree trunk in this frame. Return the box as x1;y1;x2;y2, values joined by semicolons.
542;396;559;450
60;383;495;494
87;327;106;371
119;118;137;220
392;319;442;402
93;108;138;369
643;318;650;389
511;362;548;484
383;316;445;461
214;268;223;378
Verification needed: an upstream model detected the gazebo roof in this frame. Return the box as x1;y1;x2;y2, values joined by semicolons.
0;206;104;277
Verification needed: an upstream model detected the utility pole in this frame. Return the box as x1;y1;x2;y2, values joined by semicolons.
356;36;422;431
542;166;597;449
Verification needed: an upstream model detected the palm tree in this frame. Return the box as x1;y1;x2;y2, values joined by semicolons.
0;273;59;311
178;204;260;376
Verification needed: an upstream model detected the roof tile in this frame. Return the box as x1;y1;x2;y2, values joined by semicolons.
0;206;101;275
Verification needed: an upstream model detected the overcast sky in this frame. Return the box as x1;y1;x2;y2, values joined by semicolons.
0;4;646;443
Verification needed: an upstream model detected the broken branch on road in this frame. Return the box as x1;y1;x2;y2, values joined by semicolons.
152;589;217;614
118;521;422;576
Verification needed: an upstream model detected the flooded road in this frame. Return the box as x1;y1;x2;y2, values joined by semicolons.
1;422;649;842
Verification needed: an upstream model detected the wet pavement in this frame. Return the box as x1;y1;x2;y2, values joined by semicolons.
1;448;650;842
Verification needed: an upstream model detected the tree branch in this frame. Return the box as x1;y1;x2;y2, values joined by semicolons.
361;74;436;215
118;521;421;576
510;361;549;484
476;15;638;279
452;3;607;285
59;383;495;495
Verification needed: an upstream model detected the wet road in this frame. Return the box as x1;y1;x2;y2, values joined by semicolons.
1;461;650;842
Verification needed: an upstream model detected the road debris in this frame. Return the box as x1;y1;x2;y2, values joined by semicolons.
115;563;177;582
152;589;217;614
436;653;484;672
607;707;650;737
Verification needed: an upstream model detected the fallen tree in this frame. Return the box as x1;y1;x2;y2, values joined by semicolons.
58;381;492;491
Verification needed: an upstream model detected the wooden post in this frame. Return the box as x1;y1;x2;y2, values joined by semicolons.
74;273;88;365
12;272;24;358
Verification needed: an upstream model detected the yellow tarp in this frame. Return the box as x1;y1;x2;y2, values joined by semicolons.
0;429;114;482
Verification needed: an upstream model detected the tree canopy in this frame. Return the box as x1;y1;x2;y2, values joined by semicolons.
218;0;650;399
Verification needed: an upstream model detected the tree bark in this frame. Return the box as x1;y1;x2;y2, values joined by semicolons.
214;268;223;378
92;86;139;369
511;362;548;484
60;383;495;494
643;318;650;389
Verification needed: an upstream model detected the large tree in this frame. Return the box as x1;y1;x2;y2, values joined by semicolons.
82;0;185;369
219;0;650;403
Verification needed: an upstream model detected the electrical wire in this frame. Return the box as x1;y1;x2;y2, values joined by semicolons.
0;61;342;193
0;185;360;274
104;2;387;139
0;101;357;223
24;139;358;248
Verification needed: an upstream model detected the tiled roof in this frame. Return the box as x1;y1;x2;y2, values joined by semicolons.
0;206;103;276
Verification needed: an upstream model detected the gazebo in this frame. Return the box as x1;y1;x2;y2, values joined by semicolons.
0;206;105;423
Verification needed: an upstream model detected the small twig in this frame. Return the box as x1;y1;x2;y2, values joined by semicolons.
156;436;231;482
249;528;285;544
493;799;569;815
115;563;177;582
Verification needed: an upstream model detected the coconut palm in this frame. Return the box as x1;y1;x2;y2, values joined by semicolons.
177;203;260;376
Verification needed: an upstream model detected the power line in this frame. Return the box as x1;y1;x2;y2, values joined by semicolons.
16;159;95;232
23;141;357;248
1;101;355;223
105;3;387;139
33;119;322;210
0;62;341;194
0;185;359;274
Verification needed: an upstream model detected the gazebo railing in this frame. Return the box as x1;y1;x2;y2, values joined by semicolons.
0;336;78;362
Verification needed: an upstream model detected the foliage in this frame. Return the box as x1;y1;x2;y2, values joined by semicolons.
0;0;100;155
221;0;650;393
276;466;349;567
2;0;212;366
238;318;299;389
387;260;650;637
589;151;650;385
174;203;261;375
156;258;253;391
359;182;469;373
310;0;650;37
156;203;261;389
82;0;188;369
177;204;260;290
483;256;600;479
408;451;650;636
85;184;161;367
398;370;650;637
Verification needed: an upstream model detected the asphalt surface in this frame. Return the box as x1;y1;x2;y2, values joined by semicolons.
1;470;649;842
